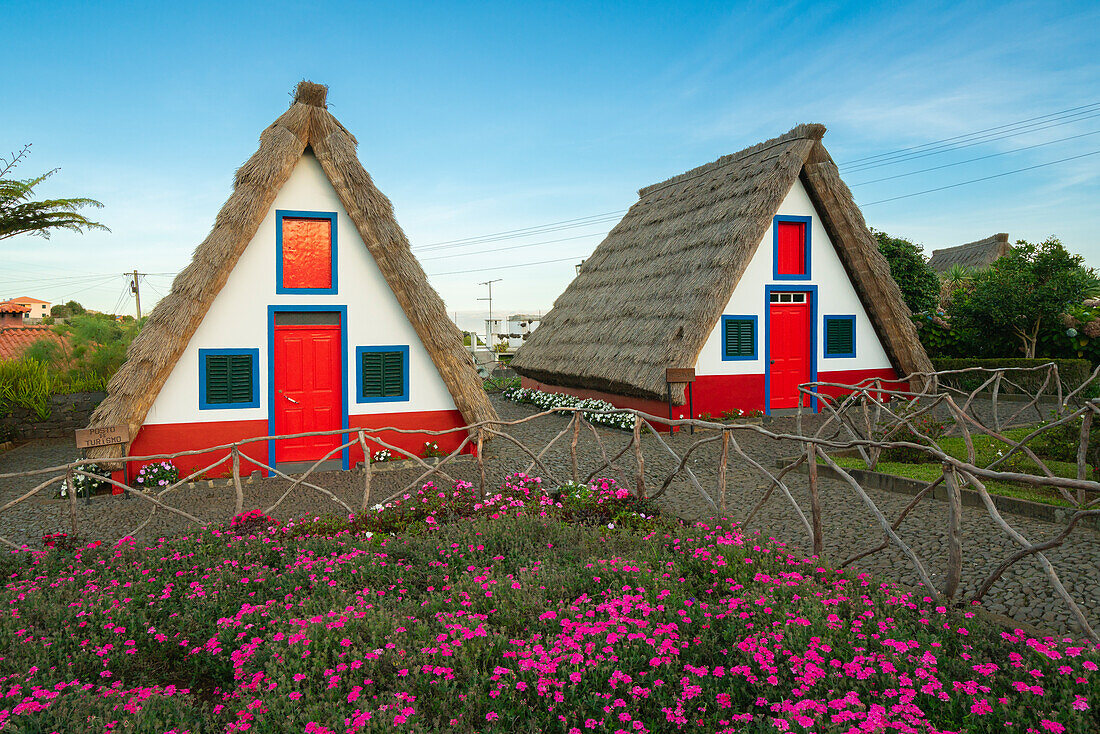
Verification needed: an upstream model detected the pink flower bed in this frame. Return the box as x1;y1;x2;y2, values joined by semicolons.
0;475;1096;733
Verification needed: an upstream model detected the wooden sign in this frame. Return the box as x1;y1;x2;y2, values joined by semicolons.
665;367;696;384
75;425;129;450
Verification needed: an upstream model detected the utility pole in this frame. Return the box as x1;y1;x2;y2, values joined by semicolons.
478;279;502;352
129;270;143;318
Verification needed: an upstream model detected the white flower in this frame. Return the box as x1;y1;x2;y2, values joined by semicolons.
607;523;615;529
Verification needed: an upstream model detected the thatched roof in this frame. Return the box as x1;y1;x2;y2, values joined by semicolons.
511;124;932;404
87;81;496;459
928;233;1011;273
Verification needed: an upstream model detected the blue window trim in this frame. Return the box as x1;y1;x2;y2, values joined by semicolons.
772;215;812;281
720;315;758;361
267;305;349;473
198;348;260;410
355;345;411;403
275;210;339;295
763;285;818;415
823;315;857;358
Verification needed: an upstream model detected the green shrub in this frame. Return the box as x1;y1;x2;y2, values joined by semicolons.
0;358;53;420
878;412;949;463
1028;416;1100;465
932;357;1094;396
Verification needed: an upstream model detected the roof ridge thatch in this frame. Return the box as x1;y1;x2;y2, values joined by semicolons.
928;233;1011;272
87;81;496;459
638;123;826;198
512;125;931;403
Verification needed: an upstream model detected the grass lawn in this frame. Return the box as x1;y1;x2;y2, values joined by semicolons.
0;475;1096;733
830;426;1093;508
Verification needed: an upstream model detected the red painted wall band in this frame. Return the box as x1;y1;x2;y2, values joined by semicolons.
125;409;471;479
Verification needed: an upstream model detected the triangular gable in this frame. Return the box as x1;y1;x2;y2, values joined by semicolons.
88;81;496;459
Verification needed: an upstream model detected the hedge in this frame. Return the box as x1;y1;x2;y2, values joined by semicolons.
931;358;1095;396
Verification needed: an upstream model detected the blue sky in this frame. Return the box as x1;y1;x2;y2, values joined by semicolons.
3;0;1098;330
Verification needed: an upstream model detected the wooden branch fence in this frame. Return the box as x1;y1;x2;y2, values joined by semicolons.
0;362;1097;642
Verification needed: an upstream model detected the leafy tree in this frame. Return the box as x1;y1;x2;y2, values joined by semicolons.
51;313;141;381
0;145;108;242
949;237;1097;358
872;229;939;314
65;300;86;315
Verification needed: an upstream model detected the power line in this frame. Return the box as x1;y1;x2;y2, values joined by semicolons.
844;109;1100;173
415;210;625;250
59;275;124;301
849;129;1100;187
840;101;1100;166
412;103;1100;256
862;149;1100;206
428;254;586;277
414;214;624;254
419;231;606;261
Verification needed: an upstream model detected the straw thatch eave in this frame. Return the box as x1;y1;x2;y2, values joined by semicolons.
87;81;496;460
928;233;1011;273
511;125;932;403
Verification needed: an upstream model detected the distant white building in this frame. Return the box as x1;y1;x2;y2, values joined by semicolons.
505;313;542;350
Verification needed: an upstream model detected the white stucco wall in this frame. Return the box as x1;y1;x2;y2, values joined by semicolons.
144;152;460;425
695;178;892;376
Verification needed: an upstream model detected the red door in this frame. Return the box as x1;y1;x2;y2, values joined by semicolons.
273;322;342;464
769;293;812;410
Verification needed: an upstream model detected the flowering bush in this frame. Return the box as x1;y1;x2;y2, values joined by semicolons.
421;441;445;458
503;387;635;430
371;449;392;463
134;460;179;492
58;462;108;499
1;506;1096;733
229;508;281;533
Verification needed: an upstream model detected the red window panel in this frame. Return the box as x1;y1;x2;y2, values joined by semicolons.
281;218;332;289
776;221;806;276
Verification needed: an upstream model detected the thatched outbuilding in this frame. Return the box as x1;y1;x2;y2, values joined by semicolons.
87;81;496;476
512;124;932;417
928;233;1012;273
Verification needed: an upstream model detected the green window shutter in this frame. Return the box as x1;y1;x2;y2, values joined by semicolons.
226;354;254;403
362;350;406;399
206;355;230;404
825;318;855;356
382;351;404;396
724;318;755;358
362;352;384;398
205;353;254;405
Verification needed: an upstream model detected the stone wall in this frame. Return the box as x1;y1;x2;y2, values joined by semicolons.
0;392;105;441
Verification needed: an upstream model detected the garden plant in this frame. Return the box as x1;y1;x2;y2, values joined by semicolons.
0;473;1096;733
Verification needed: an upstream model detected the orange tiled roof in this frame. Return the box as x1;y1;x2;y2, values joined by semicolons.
0;326;66;361
11;297;49;304
0;301;30;314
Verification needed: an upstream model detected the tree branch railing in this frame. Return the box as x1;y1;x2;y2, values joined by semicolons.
1;362;1098;641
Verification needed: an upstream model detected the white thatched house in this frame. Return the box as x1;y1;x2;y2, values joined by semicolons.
512;124;931;419
87;82;496;477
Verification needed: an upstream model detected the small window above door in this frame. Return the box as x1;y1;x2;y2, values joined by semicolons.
276;210;338;294
773;215;812;280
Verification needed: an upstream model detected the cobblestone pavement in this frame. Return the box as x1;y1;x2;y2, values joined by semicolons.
0;395;1096;637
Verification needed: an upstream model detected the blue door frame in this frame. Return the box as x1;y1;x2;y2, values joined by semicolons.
267;304;350;475
763;285;818;415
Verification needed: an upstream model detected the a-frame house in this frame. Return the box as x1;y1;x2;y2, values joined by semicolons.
512;124;932;419
87;81;496;476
